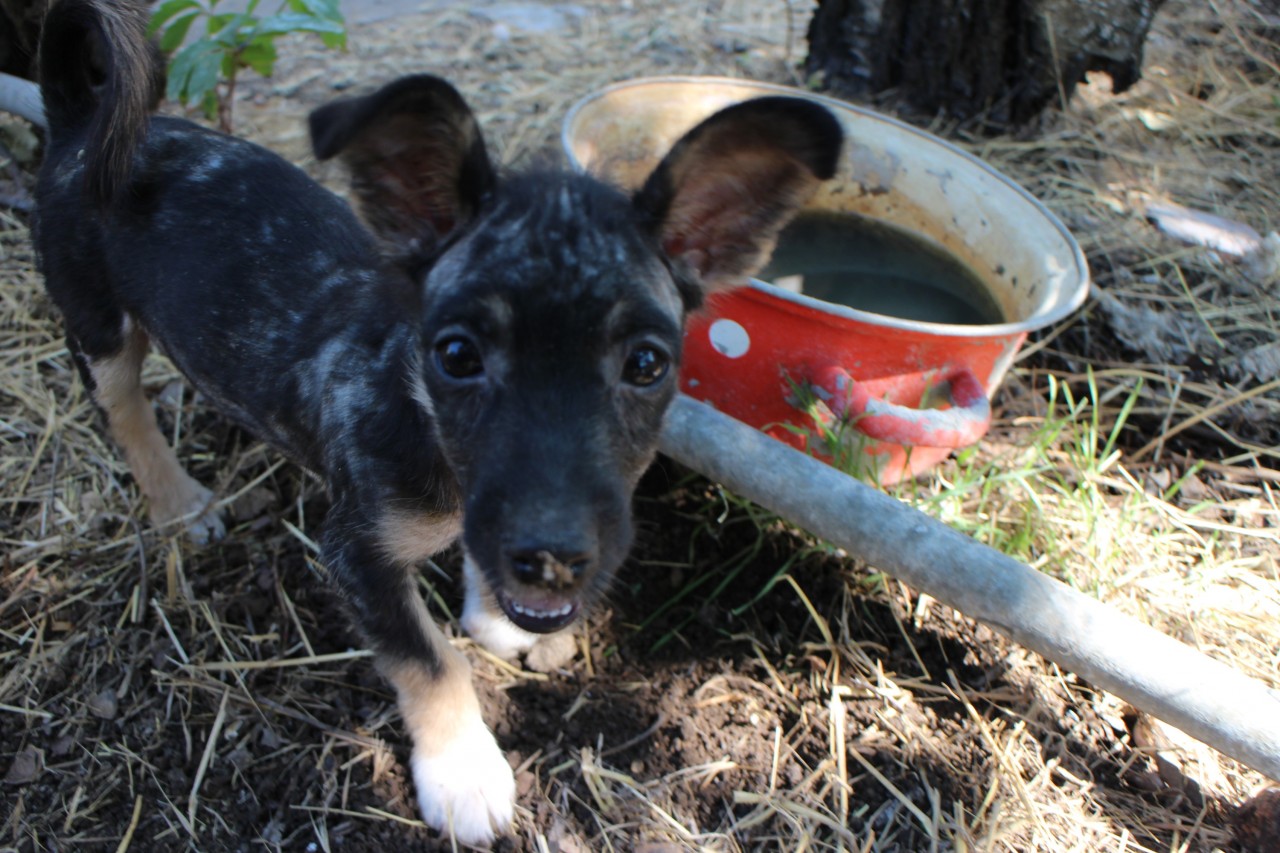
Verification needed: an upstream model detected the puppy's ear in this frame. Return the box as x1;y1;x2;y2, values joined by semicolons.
310;75;496;256
634;97;843;303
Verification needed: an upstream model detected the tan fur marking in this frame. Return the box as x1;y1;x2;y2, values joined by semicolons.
376;509;462;566
387;591;514;841
383;619;480;755
89;319;214;530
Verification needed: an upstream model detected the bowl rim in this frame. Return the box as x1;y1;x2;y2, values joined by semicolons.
562;75;1091;338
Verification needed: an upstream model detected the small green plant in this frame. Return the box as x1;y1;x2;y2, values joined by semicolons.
149;0;347;132
900;370;1146;578
776;373;886;483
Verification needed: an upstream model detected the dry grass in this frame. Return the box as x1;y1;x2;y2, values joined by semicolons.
2;0;1278;851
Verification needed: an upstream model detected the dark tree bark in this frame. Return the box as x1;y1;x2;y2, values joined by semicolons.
806;0;1168;129
0;0;45;78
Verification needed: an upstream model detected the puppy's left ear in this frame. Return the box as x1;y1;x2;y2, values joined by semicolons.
634;96;843;304
310;75;496;256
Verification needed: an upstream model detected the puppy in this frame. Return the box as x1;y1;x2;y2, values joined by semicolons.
34;0;842;842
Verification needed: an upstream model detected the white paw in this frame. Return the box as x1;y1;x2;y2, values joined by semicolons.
411;715;515;845
461;561;539;659
462;601;540;660
151;480;225;545
182;500;226;546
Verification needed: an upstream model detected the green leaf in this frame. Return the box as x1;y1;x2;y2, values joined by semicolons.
295;0;349;50
148;0;202;35
288;0;344;23
253;12;345;37
156;0;345;127
158;11;201;52
167;39;222;105
319;29;346;50
205;12;229;35
207;11;253;39
238;38;278;77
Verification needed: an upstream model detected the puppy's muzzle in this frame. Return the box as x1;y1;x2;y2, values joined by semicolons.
498;542;593;632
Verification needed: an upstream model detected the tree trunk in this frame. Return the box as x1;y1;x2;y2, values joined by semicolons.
805;0;1168;129
0;0;44;79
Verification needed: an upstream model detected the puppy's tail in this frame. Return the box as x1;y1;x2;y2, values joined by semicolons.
38;0;164;205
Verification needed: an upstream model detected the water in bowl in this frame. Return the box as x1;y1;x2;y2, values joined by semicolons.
761;211;1005;325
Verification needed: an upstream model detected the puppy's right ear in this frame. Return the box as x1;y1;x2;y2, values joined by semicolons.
634;97;842;307
310;75;496;256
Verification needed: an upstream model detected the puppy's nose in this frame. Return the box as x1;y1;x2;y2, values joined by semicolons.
507;548;591;590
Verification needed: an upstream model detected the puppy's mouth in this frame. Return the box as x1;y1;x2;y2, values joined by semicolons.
496;589;580;633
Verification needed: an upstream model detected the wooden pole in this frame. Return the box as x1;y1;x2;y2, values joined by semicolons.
660;394;1280;781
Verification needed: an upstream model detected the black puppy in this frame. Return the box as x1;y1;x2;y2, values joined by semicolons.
35;0;842;842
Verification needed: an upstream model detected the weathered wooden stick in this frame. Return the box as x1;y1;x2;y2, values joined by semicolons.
661;394;1280;781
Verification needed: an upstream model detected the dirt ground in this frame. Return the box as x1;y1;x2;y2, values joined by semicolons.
2;1;1279;851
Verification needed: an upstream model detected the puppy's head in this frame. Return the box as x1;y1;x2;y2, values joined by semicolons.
311;77;842;633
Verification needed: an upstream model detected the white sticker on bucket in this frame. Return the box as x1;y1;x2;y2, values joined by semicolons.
709;319;750;358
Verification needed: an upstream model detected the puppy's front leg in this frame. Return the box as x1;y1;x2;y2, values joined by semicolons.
323;519;514;845
384;651;514;844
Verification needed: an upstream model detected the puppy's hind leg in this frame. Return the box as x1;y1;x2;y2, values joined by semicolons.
80;316;225;543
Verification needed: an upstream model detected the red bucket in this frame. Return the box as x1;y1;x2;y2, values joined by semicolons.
564;78;1088;484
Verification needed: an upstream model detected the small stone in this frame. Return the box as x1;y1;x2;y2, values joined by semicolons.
87;688;118;720
231;487;275;522
3;747;43;785
545;819;589;853
260;726;284;750
261;816;285;845
516;769;536;797
228;746;252;770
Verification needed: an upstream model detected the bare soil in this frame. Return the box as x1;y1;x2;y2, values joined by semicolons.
7;456;1205;852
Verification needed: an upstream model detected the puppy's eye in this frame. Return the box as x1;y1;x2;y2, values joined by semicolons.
622;346;670;387
435;337;484;379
